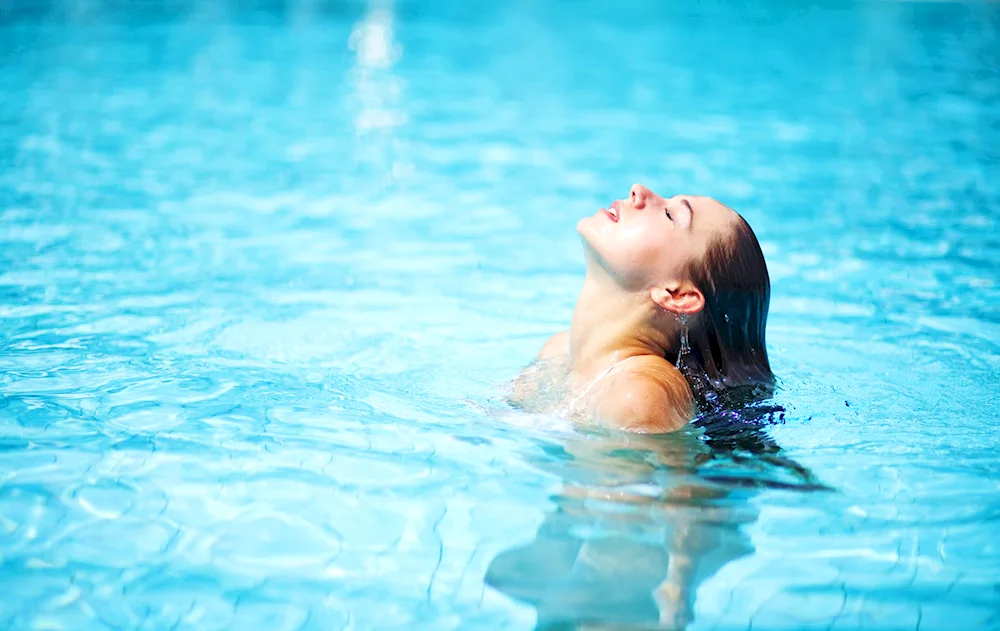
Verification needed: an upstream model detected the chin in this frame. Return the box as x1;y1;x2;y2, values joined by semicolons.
576;217;608;263
576;215;601;247
577;211;608;237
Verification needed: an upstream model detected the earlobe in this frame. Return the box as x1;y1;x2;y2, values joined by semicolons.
650;284;705;315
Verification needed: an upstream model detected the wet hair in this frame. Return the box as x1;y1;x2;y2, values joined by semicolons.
677;211;774;410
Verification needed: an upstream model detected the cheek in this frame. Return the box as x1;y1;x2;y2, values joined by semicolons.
605;225;669;284
581;219;690;287
617;227;690;283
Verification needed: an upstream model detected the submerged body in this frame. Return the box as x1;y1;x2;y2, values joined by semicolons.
506;184;773;433
507;330;694;432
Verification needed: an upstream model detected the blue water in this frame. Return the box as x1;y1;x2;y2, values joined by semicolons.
2;1;999;629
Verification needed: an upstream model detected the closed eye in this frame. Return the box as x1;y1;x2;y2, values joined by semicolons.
681;198;694;229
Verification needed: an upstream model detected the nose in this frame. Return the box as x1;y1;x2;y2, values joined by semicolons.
630;183;653;209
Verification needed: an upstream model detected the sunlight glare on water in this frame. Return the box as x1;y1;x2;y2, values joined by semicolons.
1;0;999;629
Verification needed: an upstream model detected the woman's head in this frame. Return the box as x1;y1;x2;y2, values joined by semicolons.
578;183;773;394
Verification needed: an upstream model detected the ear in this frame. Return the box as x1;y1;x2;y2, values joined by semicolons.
650;282;705;315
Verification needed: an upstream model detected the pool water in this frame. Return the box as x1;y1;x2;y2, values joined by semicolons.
2;1;999;629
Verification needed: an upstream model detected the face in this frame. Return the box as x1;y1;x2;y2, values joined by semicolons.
577;184;739;292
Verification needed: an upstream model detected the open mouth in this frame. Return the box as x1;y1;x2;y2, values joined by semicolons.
603;202;619;222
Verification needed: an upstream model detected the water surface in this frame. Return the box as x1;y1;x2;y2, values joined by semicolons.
1;1;999;629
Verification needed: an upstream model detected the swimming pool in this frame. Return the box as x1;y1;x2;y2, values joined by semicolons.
1;0;999;628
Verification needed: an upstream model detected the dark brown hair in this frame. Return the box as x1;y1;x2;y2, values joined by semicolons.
678;212;773;407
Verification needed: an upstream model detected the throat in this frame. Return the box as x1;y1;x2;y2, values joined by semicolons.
567;276;665;379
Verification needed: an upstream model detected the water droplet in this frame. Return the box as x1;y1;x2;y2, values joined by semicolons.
675;314;690;368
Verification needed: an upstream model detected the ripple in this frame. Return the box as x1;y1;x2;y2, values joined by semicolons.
211;514;343;579
71;479;137;520
1;2;998;630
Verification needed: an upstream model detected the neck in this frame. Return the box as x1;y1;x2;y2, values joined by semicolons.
568;270;675;375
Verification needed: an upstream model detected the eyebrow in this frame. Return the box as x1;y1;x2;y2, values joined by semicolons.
682;198;694;230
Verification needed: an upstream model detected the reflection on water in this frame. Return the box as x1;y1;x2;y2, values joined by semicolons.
487;406;827;629
348;0;408;182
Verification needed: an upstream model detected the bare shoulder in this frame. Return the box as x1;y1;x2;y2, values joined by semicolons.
536;330;569;361
593;356;695;433
505;331;569;409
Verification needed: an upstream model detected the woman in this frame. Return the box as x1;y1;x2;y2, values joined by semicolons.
507;183;773;433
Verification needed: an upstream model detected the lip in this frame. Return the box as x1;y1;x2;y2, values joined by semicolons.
602;208;617;222
605;200;621;222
